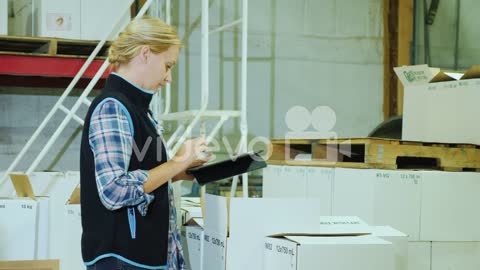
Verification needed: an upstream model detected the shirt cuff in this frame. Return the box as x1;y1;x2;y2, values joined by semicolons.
132;170;155;216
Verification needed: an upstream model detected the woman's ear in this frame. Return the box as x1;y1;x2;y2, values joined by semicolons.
140;45;150;64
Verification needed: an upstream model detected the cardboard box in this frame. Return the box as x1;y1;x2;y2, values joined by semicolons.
37;0;81;39
182;217;204;270
7;0;36;36
432;242;480;270
203;230;227;270
395;65;480;145
263;217;394;270
372;226;408;270
333;168;422;240
0;194;38;260
181;206;202;225
0;0;7;35
60;179;83;270
203;194;326;270
420;171;480;241
264;235;393;270
80;0;131;40
408;242;431;270
263;165;308;197
263;165;333;214
0;172;77;260
183;225;204;270
0;259;59;270
0;174;49;260
45;171;79;261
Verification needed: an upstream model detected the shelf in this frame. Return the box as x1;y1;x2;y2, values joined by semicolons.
0;35;111;89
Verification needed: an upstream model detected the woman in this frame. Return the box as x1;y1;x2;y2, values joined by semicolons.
80;16;209;270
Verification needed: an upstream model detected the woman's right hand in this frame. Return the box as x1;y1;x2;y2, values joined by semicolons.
173;137;209;166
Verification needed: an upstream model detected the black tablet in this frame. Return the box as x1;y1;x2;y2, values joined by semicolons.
186;151;267;185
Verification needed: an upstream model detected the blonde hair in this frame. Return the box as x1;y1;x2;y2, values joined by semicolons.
108;16;181;69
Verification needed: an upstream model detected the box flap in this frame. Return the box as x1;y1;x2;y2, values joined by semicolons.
444;72;464;80
0;259;59;270
394;65;436;86
318;216;371;234
429;71;461;83
283;235;391;245
185;217;204;227
371;226;407;237
267;216;370;237
181;206;203;216
269;232;370;238
460;66;480;80
182;206;203;225
204;194;230;235
67;187;80;204
9;174;35;199
181;197;201;206
228;197;327;240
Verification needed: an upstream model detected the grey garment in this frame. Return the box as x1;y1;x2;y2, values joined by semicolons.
86;257;162;270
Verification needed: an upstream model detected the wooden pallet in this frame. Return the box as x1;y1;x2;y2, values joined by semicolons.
268;138;480;171
0;35;111;58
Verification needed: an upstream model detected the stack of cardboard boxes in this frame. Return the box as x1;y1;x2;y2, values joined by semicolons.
264;165;480;270
262;64;480;270
0;171;83;269
181;193;408;270
2;0;131;39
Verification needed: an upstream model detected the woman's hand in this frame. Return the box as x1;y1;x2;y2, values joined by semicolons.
173;137;209;165
145;138;214;191
173;153;214;181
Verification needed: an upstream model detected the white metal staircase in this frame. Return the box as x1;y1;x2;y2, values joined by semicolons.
152;0;250;197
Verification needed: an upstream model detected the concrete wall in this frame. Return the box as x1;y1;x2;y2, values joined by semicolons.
414;0;480;70
0;89;89;171
0;0;385;171
173;0;384;140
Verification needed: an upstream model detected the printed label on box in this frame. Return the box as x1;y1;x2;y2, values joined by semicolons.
47;13;72;31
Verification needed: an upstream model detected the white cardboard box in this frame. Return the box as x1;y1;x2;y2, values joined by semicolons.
0;0;7;35
264;235;393;270
7;0;36;36
263;165;308;197
37;0;81;39
333;168;422;240
184;225;204;270
372;226;408;270
80;0;131;40
181;206;202;225
182;218;204;270
203;230;227;270
61;186;83;270
420;171;480;241
264;218;394;270
0;174;52;260
0;197;39;260
395;64;480;145
48;171;79;261
408;242;432;270
203;194;327;270
0;172;76;259
263;165;334;214
432;242;480;270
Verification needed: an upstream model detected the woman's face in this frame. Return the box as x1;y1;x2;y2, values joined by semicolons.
144;45;180;91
